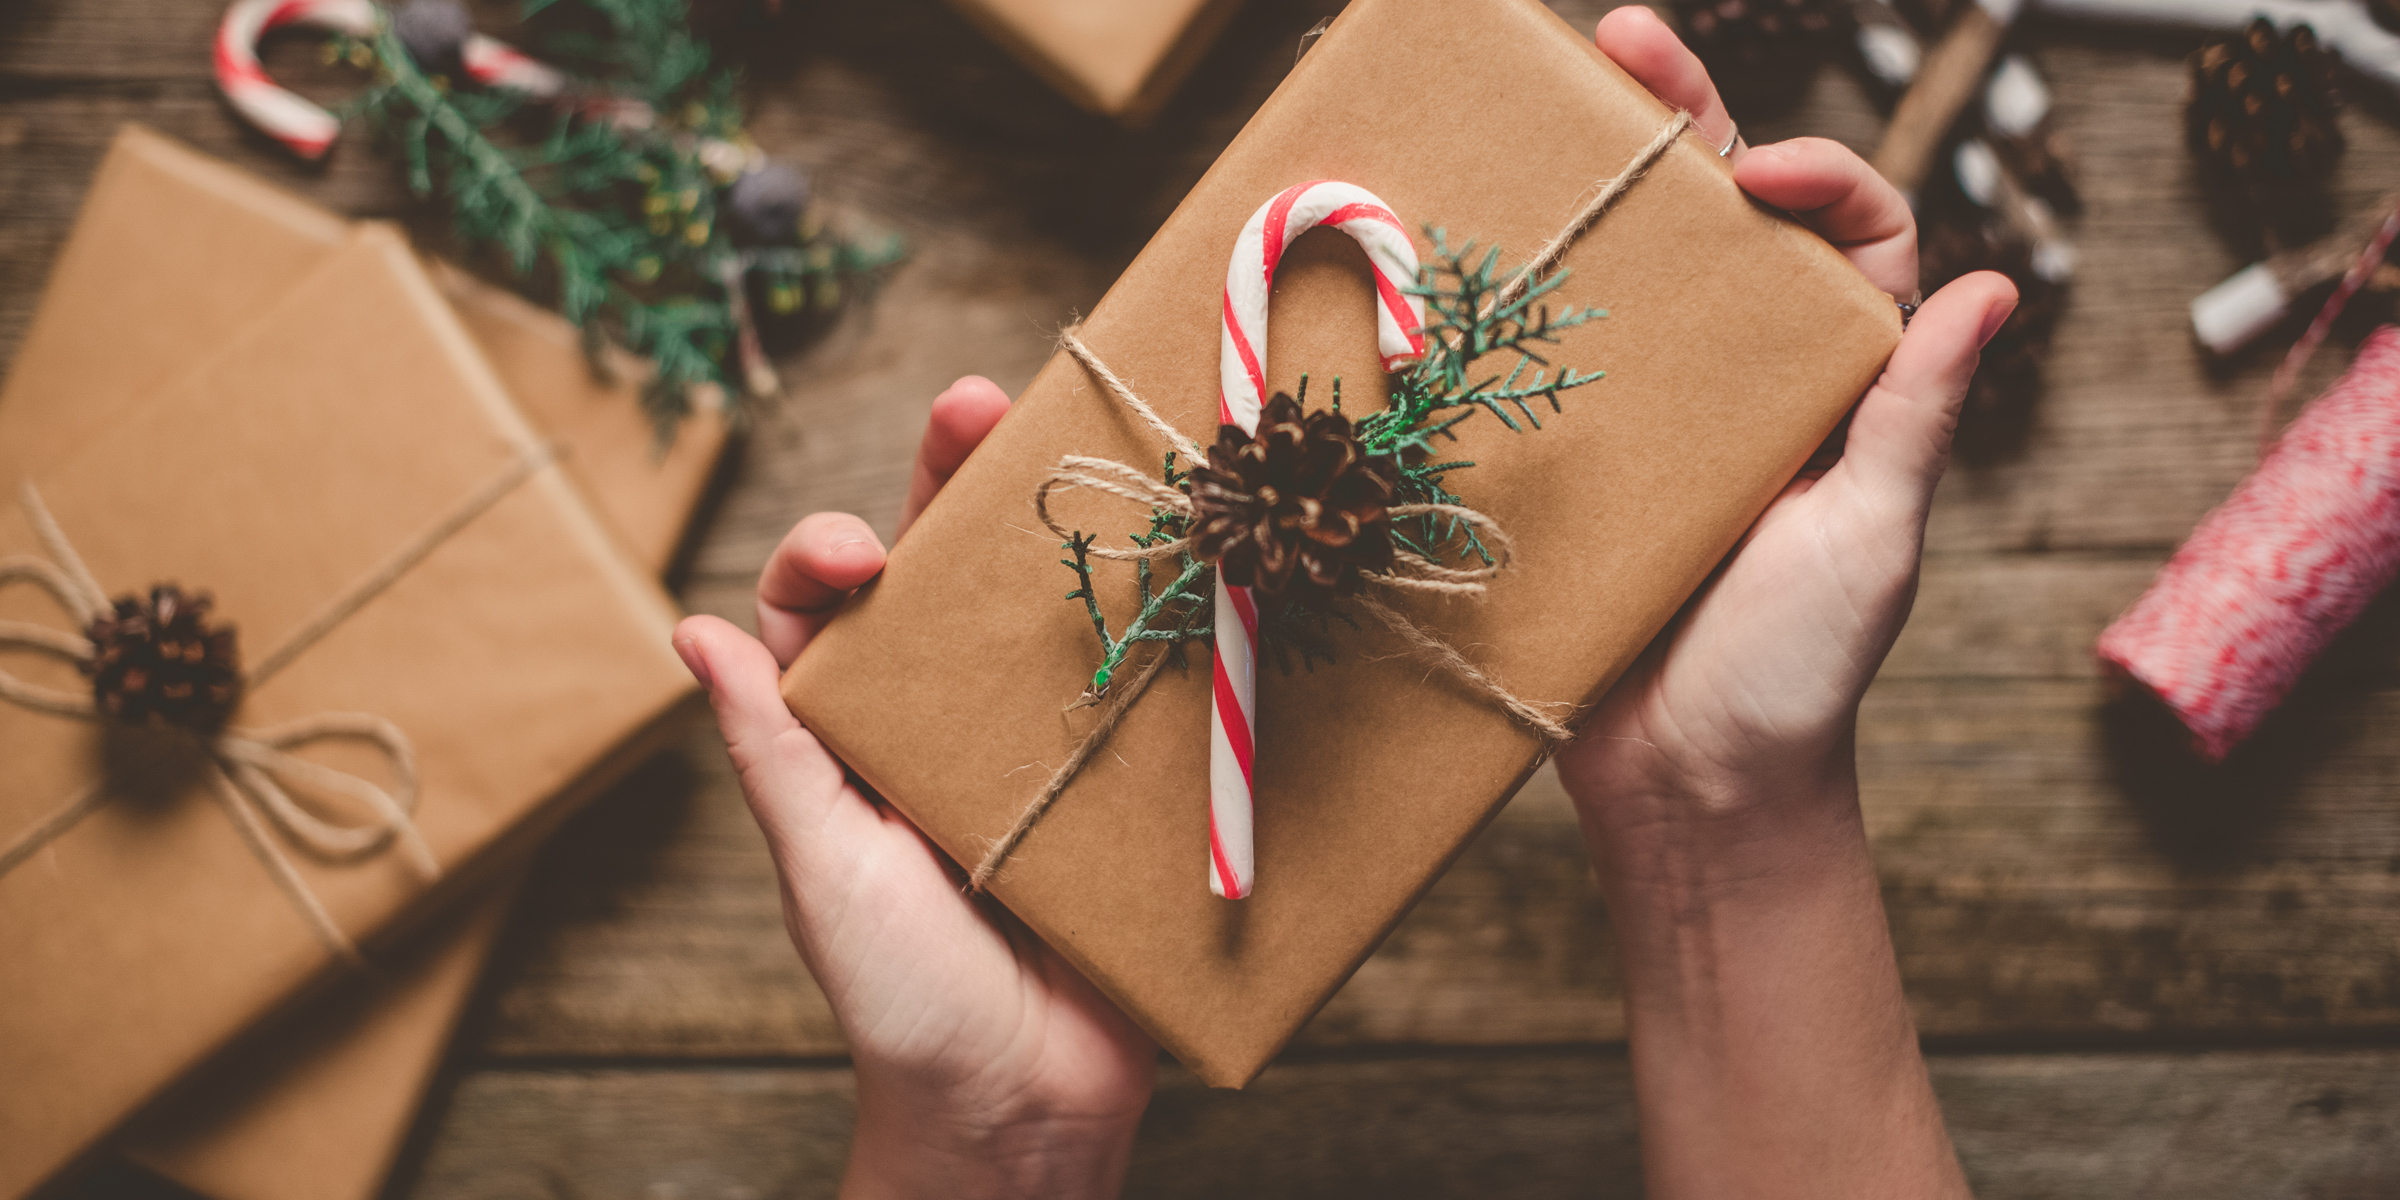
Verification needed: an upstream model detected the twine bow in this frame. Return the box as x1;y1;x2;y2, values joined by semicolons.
1035;339;1580;744
0;446;550;964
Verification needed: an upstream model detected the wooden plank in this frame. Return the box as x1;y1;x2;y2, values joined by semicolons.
473;665;2400;1056
374;1050;2400;1199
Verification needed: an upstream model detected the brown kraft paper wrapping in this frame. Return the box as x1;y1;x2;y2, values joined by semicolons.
784;0;1902;1088
945;0;1245;124
114;259;721;1200
0;126;726;1200
0;227;695;1198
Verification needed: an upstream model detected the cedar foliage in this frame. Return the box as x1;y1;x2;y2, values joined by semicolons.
341;0;901;437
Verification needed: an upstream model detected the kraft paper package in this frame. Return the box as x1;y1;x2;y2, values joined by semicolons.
786;0;1902;1087
0;227;695;1197
945;0;1246;124
0;126;727;1200
0;126;730;571
116;265;719;1200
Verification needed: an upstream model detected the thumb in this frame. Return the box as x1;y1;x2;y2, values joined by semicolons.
673;615;849;839
1840;271;2017;512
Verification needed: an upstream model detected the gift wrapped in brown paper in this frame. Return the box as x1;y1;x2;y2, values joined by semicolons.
0;125;728;1200
945;0;1244;124
784;0;1902;1087
0;125;731;571
0;226;695;1198
112;263;718;1200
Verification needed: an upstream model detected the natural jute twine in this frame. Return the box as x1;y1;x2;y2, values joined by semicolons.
963;112;1701;891
0;444;554;964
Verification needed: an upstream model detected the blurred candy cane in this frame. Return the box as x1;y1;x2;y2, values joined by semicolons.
215;0;568;160
216;0;379;159
1209;180;1426;899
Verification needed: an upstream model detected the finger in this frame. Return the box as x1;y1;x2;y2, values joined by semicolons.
1839;271;2018;509
756;512;887;668
901;376;1013;533
1733;138;1918;300
673;615;846;809
1595;6;1739;157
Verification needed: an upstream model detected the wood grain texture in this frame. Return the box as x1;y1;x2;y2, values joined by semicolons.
388;1050;2400;1199
10;0;2400;1195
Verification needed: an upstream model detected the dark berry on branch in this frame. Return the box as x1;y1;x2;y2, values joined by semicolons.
725;163;811;245
395;0;474;80
1187;392;1398;607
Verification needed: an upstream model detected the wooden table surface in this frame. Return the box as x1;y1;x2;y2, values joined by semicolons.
8;1;2400;1196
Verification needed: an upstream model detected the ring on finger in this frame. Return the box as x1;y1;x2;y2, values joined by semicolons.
1717;122;1742;158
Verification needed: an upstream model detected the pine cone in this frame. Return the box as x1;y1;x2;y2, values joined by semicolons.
83;585;243;734
1917;216;2066;430
1675;0;1849;110
2187;18;2345;185
1187;392;1398;607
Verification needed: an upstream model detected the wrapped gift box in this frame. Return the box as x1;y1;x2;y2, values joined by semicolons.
945;0;1246;125
786;0;1901;1086
0;126;729;1200
0;226;696;1197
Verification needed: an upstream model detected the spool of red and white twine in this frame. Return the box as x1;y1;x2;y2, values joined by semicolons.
216;0;566;160
1208;181;1427;898
2097;324;2400;761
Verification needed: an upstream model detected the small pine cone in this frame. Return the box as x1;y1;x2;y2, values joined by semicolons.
1917;217;2066;419
1187;392;1399;607
1675;0;1848;105
2187;18;2345;185
83;585;243;734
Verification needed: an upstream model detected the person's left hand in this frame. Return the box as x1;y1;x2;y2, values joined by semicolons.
671;377;1157;1200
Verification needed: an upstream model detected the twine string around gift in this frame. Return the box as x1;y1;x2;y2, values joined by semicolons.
962;113;1706;894
0;443;556;964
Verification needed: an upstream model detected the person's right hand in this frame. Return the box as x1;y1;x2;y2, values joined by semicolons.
1558;8;2014;852
672;377;1157;1200
1549;11;1999;1200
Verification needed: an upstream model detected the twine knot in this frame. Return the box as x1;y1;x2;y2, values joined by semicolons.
0;448;550;962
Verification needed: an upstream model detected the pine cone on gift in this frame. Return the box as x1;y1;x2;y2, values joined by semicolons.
1674;0;1850;114
1187;392;1399;608
83;585;243;734
2187;18;2345;186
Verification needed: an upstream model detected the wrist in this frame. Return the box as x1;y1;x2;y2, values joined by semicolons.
841;1076;1146;1200
1566;726;1865;902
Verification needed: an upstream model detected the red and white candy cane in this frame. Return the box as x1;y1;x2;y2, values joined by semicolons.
216;0;379;159
1208;180;1426;899
216;0;567;160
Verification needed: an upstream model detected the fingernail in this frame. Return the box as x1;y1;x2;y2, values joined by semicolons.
673;636;711;689
1977;298;2016;347
1756;141;1798;161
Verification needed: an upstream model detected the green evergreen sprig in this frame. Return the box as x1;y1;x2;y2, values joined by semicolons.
1060;453;1213;696
1059;229;1608;695
337;0;902;438
1365;227;1608;567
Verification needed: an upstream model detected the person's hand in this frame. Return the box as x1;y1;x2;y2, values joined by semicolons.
672;378;1156;1200
1552;11;2007;1200
1560;7;2015;876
